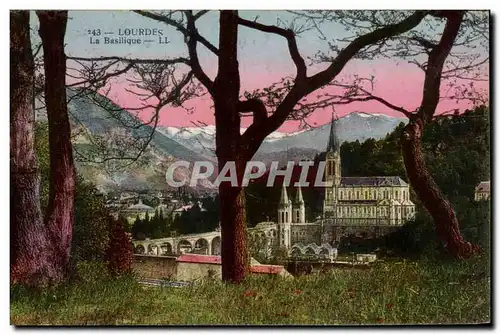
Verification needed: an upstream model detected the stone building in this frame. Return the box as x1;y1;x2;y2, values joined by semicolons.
322;113;415;226
121;199;156;224
248;113;416;258
474;181;490;201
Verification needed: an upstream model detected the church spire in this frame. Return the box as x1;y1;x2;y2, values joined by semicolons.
327;111;340;153
294;185;304;205
279;180;290;206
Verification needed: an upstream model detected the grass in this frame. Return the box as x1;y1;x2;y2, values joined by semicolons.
10;255;491;325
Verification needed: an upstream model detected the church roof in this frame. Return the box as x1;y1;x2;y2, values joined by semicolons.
340;176;408;187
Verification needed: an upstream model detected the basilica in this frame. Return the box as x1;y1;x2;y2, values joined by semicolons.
249;113;416;254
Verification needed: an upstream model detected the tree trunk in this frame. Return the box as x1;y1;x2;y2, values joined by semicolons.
37;10;76;277
10;10;61;285
219;178;248;282
214;11;249;283
401;118;480;258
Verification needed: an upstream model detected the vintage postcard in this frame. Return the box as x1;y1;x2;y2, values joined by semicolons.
10;9;490;326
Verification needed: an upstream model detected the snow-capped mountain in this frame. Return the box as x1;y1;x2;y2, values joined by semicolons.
156;125;294;158
158;112;408;158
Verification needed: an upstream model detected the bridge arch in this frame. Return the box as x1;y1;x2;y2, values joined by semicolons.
177;239;193;254
194;238;210;255
134;244;145;255
160;242;173;255
211;236;221;256
147;243;159;255
305;246;317;255
291;246;302;257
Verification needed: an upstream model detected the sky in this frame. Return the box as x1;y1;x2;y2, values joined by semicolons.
31;10;489;133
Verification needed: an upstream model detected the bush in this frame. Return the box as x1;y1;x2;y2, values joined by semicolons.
106;216;133;276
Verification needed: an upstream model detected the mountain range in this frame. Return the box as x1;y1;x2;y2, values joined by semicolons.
36;90;407;193
157;112;408;162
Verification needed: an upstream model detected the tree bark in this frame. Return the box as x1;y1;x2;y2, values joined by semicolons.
37;10;76;277
401;118;480;258
10;10;60;285
219;178;248;282
213;11;249;282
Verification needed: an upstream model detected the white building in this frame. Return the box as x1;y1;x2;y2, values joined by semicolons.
475;181;490;201
248;113;417;260
322;113;415;226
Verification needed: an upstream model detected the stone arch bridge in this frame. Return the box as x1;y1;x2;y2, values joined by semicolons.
132;231;221;256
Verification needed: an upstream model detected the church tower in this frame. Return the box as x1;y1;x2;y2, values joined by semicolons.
278;181;292;248
323;112;341;217
293;186;305;223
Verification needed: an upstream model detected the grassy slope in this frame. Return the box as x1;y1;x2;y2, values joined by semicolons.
11;256;490;325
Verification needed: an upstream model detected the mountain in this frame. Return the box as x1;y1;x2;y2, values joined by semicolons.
36;89;215;193
257;112;408;154
157;112;408;159
36;88;407;193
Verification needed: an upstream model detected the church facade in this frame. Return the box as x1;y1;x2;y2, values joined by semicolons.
249;113;416;255
322;113;416;227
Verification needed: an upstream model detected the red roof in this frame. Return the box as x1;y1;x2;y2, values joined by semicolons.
176;255;284;275
250;265;284;275
177;254;221;264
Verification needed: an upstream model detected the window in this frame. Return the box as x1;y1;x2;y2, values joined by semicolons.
356;191;360;199
365;191;368;199
396;190;399;198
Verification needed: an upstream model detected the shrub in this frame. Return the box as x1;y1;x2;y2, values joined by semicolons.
106;216;133;276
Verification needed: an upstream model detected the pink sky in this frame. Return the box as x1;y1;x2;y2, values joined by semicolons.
102;60;488;133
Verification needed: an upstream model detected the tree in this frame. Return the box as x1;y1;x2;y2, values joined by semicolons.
306;11;487;258
11;10;76;285
107;216;133;276
36;120;110;262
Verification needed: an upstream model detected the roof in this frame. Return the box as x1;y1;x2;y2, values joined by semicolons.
176;255;284;274
279;181;290;206
177;254;221;264
476;181;490;193
250;265;284;275
294;186;304;204
340;176;408;187
173;203;207;213
174;204;193;212
127;199;153;211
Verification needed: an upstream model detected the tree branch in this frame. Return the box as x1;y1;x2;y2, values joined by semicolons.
241;10;428;158
133;10;219;56
419;11;465;123
185;10;214;94
237;17;307;80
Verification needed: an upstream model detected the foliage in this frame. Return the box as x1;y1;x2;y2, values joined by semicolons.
35;122;110;262
11;256;490;325
106;216;134;276
131;209;171;240
171;198;220;235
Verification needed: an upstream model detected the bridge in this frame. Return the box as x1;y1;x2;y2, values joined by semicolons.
132;231;221;256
